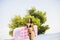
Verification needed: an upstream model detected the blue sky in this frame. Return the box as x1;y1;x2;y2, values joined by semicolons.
0;0;60;39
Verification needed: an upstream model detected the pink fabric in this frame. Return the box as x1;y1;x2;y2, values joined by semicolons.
13;25;37;40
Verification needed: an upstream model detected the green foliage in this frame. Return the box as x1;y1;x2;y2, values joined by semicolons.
28;8;46;24
38;25;49;34
9;15;24;36
23;14;40;27
9;30;13;36
9;7;50;36
28;7;49;35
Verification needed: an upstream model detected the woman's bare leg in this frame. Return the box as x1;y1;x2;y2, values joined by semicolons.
31;32;34;40
29;34;31;40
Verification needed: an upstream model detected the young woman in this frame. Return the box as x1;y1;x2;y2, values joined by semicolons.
26;18;35;40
